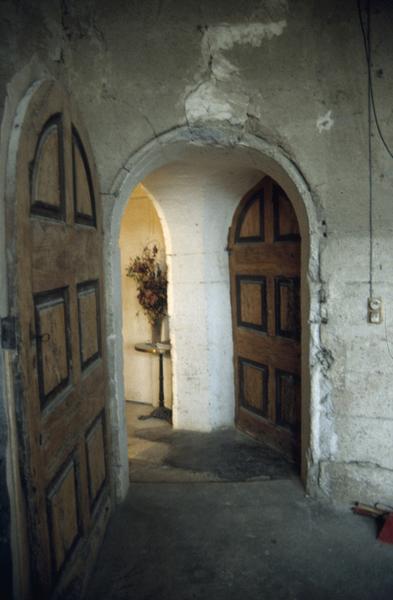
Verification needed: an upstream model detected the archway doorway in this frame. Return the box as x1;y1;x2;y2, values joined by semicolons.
107;127;319;502
228;176;301;464
119;183;173;469
112;151;308;484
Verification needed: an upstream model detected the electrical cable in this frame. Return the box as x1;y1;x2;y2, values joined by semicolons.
357;0;374;298
384;308;393;360
358;1;393;359
367;0;373;299
357;0;393;159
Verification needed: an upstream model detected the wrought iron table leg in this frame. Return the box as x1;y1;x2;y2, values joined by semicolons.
139;353;172;422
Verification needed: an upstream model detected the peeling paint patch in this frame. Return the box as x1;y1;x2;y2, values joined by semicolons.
204;21;287;54
185;81;249;125
185;20;287;125
316;110;334;133
203;20;287;82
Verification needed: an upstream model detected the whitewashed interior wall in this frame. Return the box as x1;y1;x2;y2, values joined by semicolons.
145;160;264;431
119;184;172;407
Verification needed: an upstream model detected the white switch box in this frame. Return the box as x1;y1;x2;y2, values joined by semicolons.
368;297;382;324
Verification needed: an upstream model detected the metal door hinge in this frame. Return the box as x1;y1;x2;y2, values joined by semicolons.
1;316;17;350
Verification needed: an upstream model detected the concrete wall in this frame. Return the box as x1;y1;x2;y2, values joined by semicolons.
1;2;393;593
119;183;172;407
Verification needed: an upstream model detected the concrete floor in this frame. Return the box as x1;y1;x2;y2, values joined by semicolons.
85;402;393;600
126;401;295;482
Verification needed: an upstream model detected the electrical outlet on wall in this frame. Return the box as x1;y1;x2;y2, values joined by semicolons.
368;297;382;324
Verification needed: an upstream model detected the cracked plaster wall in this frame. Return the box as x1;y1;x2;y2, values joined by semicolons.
1;8;393;584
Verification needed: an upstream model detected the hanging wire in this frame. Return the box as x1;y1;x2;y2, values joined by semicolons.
357;0;374;297
367;0;373;299
357;0;393;159
358;0;393;359
384;307;393;360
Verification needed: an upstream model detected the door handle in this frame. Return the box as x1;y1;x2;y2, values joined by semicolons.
30;329;51;343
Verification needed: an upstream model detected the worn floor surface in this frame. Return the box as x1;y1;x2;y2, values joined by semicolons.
126;401;295;482
85;402;393;600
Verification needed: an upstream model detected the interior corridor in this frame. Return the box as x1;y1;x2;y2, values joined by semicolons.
84;404;393;600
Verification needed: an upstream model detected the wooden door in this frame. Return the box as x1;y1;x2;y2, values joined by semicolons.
8;82;110;598
228;177;301;462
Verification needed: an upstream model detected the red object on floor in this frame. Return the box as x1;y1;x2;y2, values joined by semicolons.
378;513;393;544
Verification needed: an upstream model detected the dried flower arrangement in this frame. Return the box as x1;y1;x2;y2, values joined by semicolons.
125;245;167;326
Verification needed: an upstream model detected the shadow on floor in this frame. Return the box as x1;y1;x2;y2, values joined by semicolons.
126;401;296;482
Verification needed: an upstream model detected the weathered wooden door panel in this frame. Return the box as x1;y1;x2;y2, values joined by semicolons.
229;177;301;462
9;82;110;598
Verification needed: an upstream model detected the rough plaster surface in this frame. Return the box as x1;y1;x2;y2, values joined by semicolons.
316;110;334;133
0;4;393;593
185;20;287;125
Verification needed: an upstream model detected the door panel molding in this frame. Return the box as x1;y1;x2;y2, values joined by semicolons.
33;287;72;409
85;411;107;513
30;113;66;222
77;279;102;371
275;369;301;431
236;274;267;332
72;126;97;228
238;356;269;418
274;276;300;340
234;191;265;243
272;183;301;242
46;452;82;579
7;80;111;599
229;176;301;463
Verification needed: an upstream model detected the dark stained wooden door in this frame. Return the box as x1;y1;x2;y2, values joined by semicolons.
8;82;110;597
228;177;301;462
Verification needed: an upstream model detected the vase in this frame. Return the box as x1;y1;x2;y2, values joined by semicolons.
151;318;162;343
